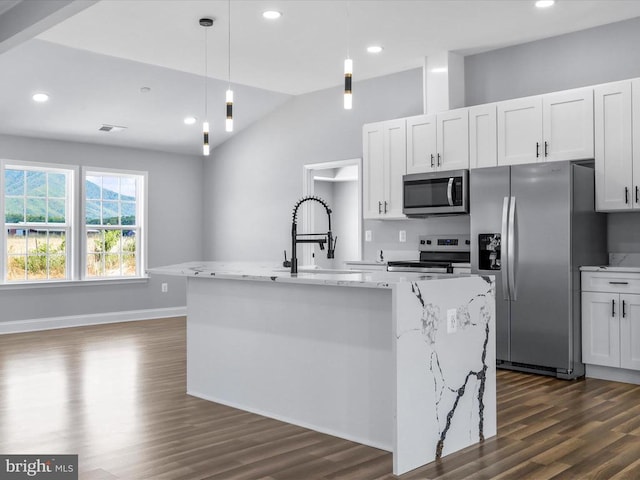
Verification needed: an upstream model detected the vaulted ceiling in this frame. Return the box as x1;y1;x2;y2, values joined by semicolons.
1;0;640;156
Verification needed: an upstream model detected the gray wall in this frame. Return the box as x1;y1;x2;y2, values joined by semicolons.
205;68;424;261
465;16;640;106
0;134;204;322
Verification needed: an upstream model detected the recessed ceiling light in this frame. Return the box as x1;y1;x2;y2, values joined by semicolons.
32;92;49;103
367;45;383;54
535;0;555;8
184;116;197;125
140;86;151;93
262;10;282;20
431;67;448;73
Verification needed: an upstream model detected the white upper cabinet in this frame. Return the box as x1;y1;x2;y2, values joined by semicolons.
406;115;436;174
633;78;640;209
497;87;594;166
543;88;594;161
469;104;497;169
438;109;470;171
362;119;406;220
363;122;385;219
594;80;633;211
406;109;469;174
497;96;543;166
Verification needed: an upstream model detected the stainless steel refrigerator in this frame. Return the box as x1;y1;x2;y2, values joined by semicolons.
470;161;606;379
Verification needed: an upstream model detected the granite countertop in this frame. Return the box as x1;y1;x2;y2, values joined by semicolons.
580;265;640;273
148;261;474;289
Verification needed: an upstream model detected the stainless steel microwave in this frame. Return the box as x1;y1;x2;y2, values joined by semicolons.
403;169;469;216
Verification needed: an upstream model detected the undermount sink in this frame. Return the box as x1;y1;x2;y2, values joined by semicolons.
273;267;365;275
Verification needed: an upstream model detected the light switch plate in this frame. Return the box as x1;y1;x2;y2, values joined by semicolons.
399;230;406;242
365;230;372;242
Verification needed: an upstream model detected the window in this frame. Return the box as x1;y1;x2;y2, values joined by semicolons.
84;171;145;279
1;160;146;285
4;164;73;282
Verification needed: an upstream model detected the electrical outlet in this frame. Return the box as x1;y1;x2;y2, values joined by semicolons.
365;230;372;242
399;230;406;242
161;282;168;293
447;309;457;334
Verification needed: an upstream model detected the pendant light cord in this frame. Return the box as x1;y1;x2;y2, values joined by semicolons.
228;0;231;88
204;25;208;120
346;0;350;59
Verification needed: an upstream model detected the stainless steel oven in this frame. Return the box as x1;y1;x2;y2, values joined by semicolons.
403;169;469;216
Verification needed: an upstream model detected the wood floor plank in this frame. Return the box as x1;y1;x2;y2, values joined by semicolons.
3;317;640;479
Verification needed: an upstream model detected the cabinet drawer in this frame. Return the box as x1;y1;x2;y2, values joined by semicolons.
582;272;640;294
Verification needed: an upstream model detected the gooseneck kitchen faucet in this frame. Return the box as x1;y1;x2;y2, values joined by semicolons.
289;196;336;274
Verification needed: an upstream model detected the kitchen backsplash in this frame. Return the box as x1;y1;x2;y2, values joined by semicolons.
362;215;470;262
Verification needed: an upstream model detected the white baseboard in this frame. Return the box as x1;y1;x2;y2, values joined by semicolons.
586;364;640;385
0;306;187;334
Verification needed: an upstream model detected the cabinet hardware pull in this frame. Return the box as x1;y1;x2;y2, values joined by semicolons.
609;281;629;285
536;142;540;158
623;300;627;318
384;201;388;213
378;201;382;214
612;299;616;317
437;153;441;167
625;187;629;204
430;154;435;168
636;186;639;204
544;141;549;157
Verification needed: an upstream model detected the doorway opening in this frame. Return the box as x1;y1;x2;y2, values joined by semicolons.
301;158;362;268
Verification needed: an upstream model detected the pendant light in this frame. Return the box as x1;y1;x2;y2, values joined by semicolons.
225;0;234;132
343;1;352;110
200;17;214;156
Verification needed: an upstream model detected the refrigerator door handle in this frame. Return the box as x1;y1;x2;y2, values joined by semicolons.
508;196;517;301
447;178;454;206
501;196;511;301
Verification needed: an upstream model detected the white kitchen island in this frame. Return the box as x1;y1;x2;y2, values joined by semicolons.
149;262;496;475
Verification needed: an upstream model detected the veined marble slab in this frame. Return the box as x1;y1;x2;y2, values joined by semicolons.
394;275;497;474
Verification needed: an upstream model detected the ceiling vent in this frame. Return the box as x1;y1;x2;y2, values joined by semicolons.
98;124;127;133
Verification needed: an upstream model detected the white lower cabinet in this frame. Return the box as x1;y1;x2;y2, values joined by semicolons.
581;271;640;371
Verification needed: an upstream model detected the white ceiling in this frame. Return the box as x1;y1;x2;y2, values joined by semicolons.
1;0;640;156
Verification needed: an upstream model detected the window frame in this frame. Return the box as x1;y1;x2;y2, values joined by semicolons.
0;159;148;286
1;159;77;284
81;167;148;281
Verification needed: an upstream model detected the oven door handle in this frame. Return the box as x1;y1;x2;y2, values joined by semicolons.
447;178;454;206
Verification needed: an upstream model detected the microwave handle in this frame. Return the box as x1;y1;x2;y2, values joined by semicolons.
447;178;454;206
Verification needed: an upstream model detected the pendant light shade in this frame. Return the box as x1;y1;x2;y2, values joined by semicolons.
344;58;353;110
200;17;214;156
203;121;210;156
225;89;233;132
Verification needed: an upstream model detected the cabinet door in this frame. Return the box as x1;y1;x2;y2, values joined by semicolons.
497;96;543;166
594;81;633;211
469;104;497;169
543;87;594;162
384;118;407;218
362;122;385;219
406;115;436;174
581;292;620;367
633;79;640;209
620;294;640;370
437;108;469;171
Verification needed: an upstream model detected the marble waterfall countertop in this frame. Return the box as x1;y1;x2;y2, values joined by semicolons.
148;261;473;289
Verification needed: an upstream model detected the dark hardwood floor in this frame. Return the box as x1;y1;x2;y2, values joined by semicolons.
1;317;640;479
